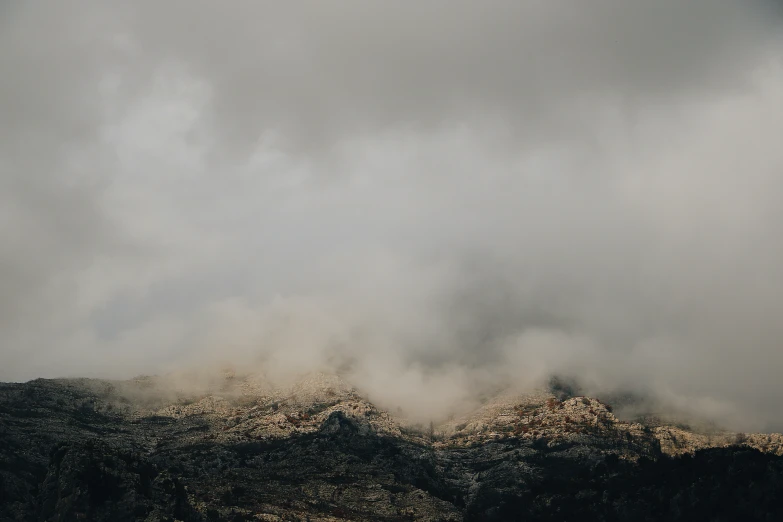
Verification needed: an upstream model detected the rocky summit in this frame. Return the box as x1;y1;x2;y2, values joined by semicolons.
2;373;783;521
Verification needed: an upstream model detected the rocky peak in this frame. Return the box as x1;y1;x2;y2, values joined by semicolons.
3;373;783;521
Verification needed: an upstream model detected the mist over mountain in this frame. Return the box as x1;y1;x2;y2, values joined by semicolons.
2;1;783;432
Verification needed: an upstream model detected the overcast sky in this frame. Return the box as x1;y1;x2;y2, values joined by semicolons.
2;1;783;429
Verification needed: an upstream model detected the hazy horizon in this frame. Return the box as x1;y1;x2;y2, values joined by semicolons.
2;1;783;431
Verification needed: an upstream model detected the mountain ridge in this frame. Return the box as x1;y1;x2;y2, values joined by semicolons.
2;372;783;521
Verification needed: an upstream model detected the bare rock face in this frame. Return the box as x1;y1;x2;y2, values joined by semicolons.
2;374;783;521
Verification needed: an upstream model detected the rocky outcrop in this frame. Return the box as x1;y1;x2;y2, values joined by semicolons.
2;375;783;521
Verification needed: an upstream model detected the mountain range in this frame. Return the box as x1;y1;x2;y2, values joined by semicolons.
2;372;783;521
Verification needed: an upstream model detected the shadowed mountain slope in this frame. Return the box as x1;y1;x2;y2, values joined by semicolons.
2;374;783;521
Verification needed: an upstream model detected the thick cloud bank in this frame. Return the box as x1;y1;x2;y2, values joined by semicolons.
2;1;783;429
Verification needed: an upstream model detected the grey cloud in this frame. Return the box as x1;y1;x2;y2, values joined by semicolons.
2;1;783;430
82;0;783;152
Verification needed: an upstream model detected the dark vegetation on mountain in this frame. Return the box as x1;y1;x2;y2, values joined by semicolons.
2;378;782;521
